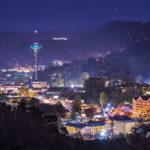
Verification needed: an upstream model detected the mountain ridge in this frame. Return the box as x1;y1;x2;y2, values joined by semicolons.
0;20;150;67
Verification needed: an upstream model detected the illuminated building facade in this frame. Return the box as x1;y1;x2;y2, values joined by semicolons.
114;118;138;135
65;122;110;140
132;96;150;119
31;81;48;89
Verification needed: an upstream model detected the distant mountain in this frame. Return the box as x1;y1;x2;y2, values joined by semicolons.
0;28;93;67
83;21;150;54
0;21;150;67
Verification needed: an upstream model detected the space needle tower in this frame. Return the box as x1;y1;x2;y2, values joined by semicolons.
30;30;42;81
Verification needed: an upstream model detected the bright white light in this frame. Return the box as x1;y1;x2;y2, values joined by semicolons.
53;95;59;99
107;103;111;107
93;115;102;118
52;37;68;41
34;30;38;34
105;108;109;112
101;130;106;136
36;95;44;100
71;84;75;88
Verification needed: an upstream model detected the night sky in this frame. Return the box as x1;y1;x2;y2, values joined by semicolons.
0;0;150;31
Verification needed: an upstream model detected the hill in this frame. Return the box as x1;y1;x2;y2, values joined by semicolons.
0;21;150;68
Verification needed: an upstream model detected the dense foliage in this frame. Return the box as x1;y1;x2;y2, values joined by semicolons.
0;102;149;150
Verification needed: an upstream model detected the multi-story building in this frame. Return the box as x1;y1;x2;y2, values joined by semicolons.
132;96;150;119
31;81;49;89
65;122;111;140
113;117;138;135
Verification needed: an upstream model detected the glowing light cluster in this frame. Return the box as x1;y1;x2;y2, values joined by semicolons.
1;67;33;73
52;37;68;41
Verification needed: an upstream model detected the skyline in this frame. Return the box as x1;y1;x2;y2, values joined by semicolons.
0;0;150;31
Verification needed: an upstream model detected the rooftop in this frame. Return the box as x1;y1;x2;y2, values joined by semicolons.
134;95;150;101
110;116;138;122
66;122;106;128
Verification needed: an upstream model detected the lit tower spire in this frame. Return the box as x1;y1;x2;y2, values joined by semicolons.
30;42;42;80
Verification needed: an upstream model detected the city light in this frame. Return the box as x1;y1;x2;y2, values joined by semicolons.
52;37;68;41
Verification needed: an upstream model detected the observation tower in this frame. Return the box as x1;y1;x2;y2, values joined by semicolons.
30;42;42;80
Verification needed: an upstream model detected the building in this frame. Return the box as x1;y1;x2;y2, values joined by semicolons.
31;81;49;89
113;117;138;135
29;81;49;96
132;96;150;119
0;85;21;94
46;87;75;99
46;87;62;99
35;103;69;117
65;123;85;136
65;122;111;140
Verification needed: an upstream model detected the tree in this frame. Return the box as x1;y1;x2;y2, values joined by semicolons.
74;131;83;140
79;72;89;86
19;98;27;108
29;97;40;106
0;92;7;101
91;88;99;103
19;86;29;97
28;90;37;98
72;94;82;113
99;92;108;108
51;73;64;87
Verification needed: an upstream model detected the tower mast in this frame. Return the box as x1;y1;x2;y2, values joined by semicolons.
30;42;41;80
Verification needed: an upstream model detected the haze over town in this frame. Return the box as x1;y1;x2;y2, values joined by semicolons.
0;0;150;150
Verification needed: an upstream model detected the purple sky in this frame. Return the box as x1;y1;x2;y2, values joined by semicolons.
0;0;150;31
